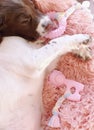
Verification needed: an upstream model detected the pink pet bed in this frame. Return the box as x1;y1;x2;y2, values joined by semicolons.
34;0;94;129
42;50;94;130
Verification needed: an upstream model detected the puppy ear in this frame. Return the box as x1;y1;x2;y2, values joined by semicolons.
30;0;38;8
24;0;35;4
23;0;38;8
0;14;6;31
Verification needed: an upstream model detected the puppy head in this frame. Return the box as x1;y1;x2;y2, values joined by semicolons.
0;0;52;41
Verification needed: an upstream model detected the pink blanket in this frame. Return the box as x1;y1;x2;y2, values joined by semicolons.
33;0;94;129
42;44;94;130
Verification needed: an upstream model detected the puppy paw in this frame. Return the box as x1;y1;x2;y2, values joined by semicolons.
81;35;92;45
77;45;92;60
72;34;92;60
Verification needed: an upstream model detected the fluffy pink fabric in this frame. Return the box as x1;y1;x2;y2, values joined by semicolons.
35;0;77;13
42;49;94;129
35;0;94;37
35;0;94;129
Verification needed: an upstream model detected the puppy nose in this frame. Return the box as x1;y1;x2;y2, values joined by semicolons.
31;32;40;41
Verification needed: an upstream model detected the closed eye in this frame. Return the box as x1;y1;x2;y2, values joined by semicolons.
21;17;32;24
18;14;32;24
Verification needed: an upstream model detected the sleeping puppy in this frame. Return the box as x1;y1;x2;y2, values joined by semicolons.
0;34;92;130
0;0;52;42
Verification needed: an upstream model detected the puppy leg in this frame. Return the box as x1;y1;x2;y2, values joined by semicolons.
31;34;92;70
30;34;92;130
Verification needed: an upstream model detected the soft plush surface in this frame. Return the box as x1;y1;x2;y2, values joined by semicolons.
42;48;94;130
35;0;77;13
35;0;94;129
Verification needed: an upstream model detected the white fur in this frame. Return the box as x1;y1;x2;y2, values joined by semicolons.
36;16;51;36
0;34;91;130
